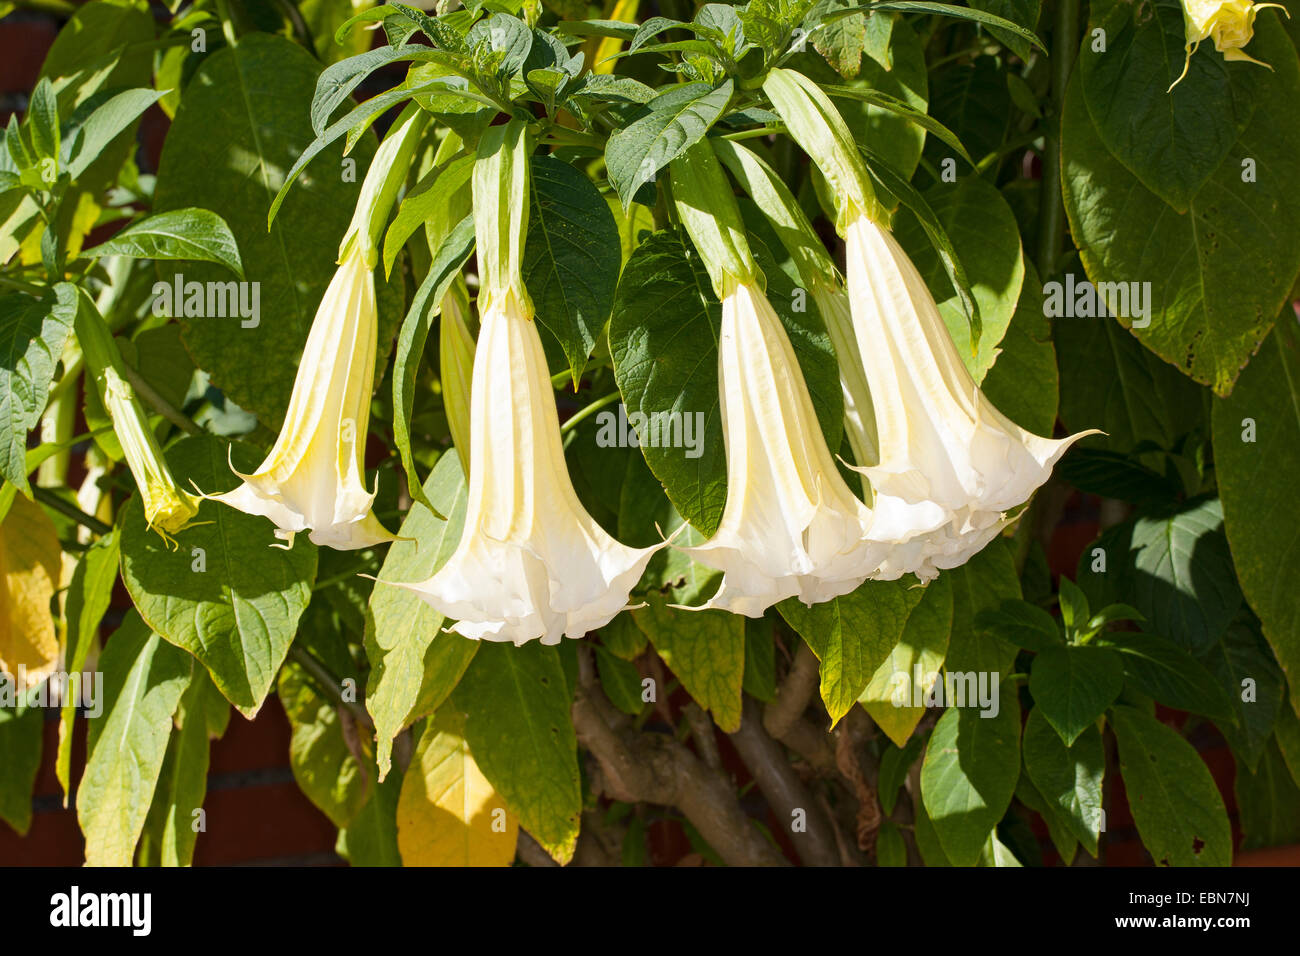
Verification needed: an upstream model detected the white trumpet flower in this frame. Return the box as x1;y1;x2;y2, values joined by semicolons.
402;288;662;644
212;241;395;550
844;214;1097;580
681;280;887;615
212;107;429;550
399;119;664;645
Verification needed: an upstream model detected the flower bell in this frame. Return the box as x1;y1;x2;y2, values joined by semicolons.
76;297;199;547
399;121;664;645
1169;0;1287;91
764;69;1096;581
211;106;428;550
669;141;885;615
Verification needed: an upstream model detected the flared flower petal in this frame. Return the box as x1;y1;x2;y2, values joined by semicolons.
1170;0;1287;89
842;214;1097;580
212;243;395;550
399;289;662;645
682;282;885;616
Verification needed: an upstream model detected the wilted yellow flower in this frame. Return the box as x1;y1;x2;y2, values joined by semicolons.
102;367;200;542
1170;0;1287;90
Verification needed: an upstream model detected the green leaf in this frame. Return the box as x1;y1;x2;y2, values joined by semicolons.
968;0;1041;59
26;77;59;166
56;527;120;802
920;681;1021;866
976;260;1059;436
77;613;192;867
1078;0;1261;212
975;599;1061;653
595;645;645;716
1061;22;1300;395
138;667;215;867
0;284;78;493
278;660;369;829
337;768;404;866
634;590;745;731
152;32;400;425
1203;617;1285;770
365;452;477;781
119;436;317;718
609;227;842;535
605;80;733;208
878;730;928;815
893;176;1024;380
862;574;952;746
742;616;776;703
383;153;473;280
780;577;924;727
451;641;582;865
1022;706;1104;855
1213;319;1300;707
392;214;475;515
1110;704;1232;865
1015;772;1078;864
823;2;1045;52
62;88;167;180
0;698;42;836
1096;631;1236;722
80;208;243;278
876;820;908;866
1131;499;1243;653
1234;737;1300;850
1055;313;1206;454
946;538;1022;676
311;45;455;138
1029;644;1122;746
525;154;621;385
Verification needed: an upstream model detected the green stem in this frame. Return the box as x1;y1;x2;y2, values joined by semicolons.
121;363;202;436
0;275;47;295
1034;0;1080;280
31;486;113;536
287;645;375;731
561;390;621;435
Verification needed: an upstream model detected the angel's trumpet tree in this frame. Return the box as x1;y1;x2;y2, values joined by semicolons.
400;121;663;645
76;298;199;547
764;68;1096;581
212;106;428;550
1169;0;1287;90
669;141;886;616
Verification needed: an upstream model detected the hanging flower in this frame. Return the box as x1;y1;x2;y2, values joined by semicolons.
1170;0;1288;91
843;214;1096;580
211;240;395;550
398;120;664;645
763;68;1096;581
679;279;886;614
212;106;429;550
668;141;885;615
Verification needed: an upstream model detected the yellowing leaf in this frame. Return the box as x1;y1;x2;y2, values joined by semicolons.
397;710;518;867
0;493;61;690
